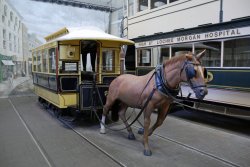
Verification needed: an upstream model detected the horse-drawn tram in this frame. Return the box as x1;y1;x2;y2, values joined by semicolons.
32;27;134;118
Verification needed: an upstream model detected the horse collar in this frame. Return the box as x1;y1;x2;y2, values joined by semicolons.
155;65;179;97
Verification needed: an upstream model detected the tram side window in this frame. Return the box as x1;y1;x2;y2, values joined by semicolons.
37;51;42;72
159;47;170;64
151;0;167;9
102;49;115;73
224;38;250;67
138;0;148;12
196;42;221;67
171;43;192;57
59;61;78;73
42;49;48;73
169;0;179;3
32;52;37;72
49;48;56;73
128;0;134;17
137;49;151;66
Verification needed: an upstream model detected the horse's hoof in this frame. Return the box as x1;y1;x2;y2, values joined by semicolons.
128;133;136;140
138;128;144;135
100;128;106;134
143;149;152;156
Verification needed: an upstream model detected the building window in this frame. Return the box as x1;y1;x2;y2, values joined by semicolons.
14;35;16;52
3;29;6;49
137;48;151;66
4;5;7;16
10;12;13;21
196;41;221;67
2;15;5;23
138;0;148;12
3;29;6;39
224;38;250;67
151;0;167;9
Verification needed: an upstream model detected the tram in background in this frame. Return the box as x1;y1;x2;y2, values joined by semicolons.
32;27;134;118
125;18;250;118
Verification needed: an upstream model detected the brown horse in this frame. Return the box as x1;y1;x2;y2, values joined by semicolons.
100;50;208;156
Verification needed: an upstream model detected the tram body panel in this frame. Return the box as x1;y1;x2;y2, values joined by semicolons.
32;27;134;116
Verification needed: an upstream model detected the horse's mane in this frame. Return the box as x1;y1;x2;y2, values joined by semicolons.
163;53;190;66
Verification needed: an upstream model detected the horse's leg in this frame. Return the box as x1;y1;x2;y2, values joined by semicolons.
143;104;153;156
118;103;135;140
148;102;171;136
100;96;114;134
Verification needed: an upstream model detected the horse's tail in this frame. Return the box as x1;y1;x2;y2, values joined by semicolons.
111;100;120;122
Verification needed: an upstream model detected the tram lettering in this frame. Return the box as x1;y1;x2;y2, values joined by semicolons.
177;34;200;42
138;42;147;46
157;38;173;45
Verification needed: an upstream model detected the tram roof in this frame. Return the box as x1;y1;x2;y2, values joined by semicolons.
44;27;134;45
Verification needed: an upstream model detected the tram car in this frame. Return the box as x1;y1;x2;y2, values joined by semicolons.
32;27;134;118
125;18;250;118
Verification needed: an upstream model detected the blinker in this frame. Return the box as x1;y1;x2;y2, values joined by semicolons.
185;62;196;80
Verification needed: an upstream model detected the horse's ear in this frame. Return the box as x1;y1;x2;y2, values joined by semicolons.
196;49;206;61
185;53;193;61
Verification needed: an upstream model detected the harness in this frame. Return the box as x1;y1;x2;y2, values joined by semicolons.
155;65;179;97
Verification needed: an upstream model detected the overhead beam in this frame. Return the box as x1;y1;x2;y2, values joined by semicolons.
31;0;115;12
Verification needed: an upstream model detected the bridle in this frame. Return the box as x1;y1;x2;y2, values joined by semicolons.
180;60;207;89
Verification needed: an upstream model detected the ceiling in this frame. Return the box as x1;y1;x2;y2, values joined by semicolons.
31;0;124;12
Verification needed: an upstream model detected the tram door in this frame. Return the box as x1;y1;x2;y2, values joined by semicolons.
79;40;105;111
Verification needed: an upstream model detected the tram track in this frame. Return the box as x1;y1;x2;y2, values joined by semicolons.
55;110;242;167
7;95;245;167
8;98;54;167
131;124;241;167
8;97;126;167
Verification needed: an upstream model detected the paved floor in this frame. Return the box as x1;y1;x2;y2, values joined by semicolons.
0;95;249;167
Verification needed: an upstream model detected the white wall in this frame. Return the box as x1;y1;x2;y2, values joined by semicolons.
127;0;250;39
223;0;250;22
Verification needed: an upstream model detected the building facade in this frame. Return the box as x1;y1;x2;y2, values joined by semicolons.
0;0;23;81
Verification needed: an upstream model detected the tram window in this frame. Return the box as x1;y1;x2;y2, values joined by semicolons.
151;0;167;9
32;52;37;71
159;47;169;64
169;0;179;3
137;48;151;66
172;44;192;57
195;42;221;67
224;38;250;67
42;50;48;73
138;0;148;12
102;49;115;72
37;51;42;72
128;0;134;17
49;48;56;73
59;61;78;73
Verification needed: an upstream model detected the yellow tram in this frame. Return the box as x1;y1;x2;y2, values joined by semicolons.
32;27;134;115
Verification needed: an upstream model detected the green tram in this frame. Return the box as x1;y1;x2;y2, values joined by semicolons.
127;18;250;118
32;27;134;116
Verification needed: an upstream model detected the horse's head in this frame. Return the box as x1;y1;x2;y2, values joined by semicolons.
180;50;208;100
